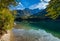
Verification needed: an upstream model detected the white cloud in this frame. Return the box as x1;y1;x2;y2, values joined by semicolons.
10;0;50;10
37;2;49;9
29;0;50;10
44;0;50;2
10;3;25;10
29;2;48;10
16;3;25;10
29;4;38;9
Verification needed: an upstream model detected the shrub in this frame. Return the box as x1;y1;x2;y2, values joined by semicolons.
0;8;15;36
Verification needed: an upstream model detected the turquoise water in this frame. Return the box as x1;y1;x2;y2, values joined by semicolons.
29;20;60;32
15;20;60;38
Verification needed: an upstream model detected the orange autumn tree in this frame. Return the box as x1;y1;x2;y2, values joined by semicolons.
0;0;17;36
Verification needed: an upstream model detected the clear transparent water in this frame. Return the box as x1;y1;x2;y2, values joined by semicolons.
14;19;60;38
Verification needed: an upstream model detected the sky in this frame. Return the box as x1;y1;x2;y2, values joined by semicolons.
20;0;40;8
10;0;50;10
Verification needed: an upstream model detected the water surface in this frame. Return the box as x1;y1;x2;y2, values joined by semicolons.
14;19;60;38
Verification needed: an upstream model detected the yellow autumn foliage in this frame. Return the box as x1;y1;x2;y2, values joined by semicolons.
46;0;60;19
0;8;14;30
0;0;17;36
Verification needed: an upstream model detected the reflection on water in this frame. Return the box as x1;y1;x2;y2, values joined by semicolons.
13;20;60;41
15;19;60;31
12;29;60;41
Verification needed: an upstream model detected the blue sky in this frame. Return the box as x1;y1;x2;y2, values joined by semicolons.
10;0;50;10
20;0;40;8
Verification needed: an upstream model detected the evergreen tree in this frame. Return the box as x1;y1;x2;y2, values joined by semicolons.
46;0;60;19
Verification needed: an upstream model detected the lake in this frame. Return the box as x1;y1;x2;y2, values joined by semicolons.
14;19;60;38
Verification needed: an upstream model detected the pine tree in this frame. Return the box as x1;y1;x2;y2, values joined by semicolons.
46;0;60;19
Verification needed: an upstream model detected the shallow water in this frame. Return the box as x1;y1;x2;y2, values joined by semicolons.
12;29;60;41
13;20;60;41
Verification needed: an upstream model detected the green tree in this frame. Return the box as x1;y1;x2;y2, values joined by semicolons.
0;0;16;36
46;0;60;19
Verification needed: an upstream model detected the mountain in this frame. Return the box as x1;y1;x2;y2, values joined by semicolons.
28;9;47;18
32;9;47;16
16;8;47;19
24;8;40;14
16;8;40;17
16;8;44;16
